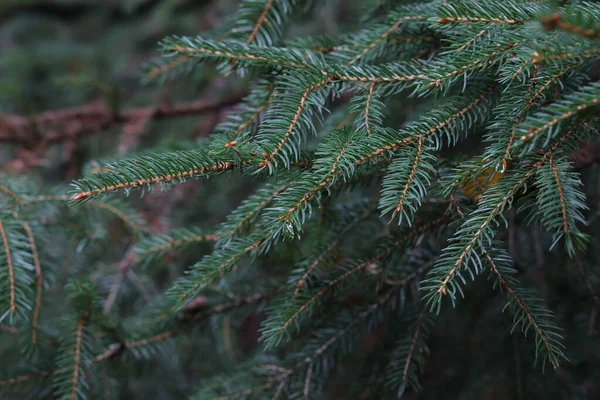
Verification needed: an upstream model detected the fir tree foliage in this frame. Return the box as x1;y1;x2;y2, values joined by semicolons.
2;0;600;399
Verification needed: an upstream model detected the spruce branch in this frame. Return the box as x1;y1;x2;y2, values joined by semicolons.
262;127;369;238
364;83;376;135
514;81;600;147
246;0;277;44
18;221;43;345
6;0;600;397
487;59;583;170
0;371;52;387
354;83;497;166
540;3;600;41
484;247;566;369
160;37;321;73
386;307;435;397
135;228;219;264
194;288;399;400
70;150;236;202
509;46;600;82
348;15;429;65
379;136;437;226
216;180;295;244
261;216;448;348
435;0;545;25
292;205;375;297
526;155;589;256
0;214;34;323
0;217;16;317
424;121;585;311
52;315;93;400
212;83;275;140
450;200;566;370
257;73;333;170
166;234;267;310
21;195;145;236
225;0;303;47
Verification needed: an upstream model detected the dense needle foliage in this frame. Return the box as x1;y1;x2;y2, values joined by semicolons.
1;0;600;398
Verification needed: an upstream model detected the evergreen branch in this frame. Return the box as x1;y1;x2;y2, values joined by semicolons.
515;82;600;145
263;86;493;240
257;74;333;169
386;307;435;396
263;128;369;238
429;175;526;302
524;63;578;112
489;60;580;170
19;221;43;345
0;214;34;322
0;184;22;204
161;37;320;72
450;200;566;369
0;217;16;316
247;0;275;44
355;84;496;166
331;62;427;84
438;17;522;25
541;4;600;41
425;42;520;91
292;206;374;297
348;16;428;65
216;180;295;243
364;83;375;135
227;0;301;47
526;155;589;256
52;314;93;400
144;55;192;81
69;318;86;400
22;196;145;236
510;47;600;81
402;309;426;386
549;157;569;236
70;150;236;202
533;47;600;66
0;371;52;387
349;83;386;138
135;228;219;263
456;29;488;52
436;0;544;25
332;36;517;92
212;84;275;140
424;123;583;310
233;105;267;136
485;248;566;369
167;235;266;309
379;136;437;226
261;216;447;347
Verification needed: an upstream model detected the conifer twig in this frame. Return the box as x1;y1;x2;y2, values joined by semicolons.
247;0;275;44
69;317;87;400
19;221;43;344
541;13;600;41
0;217;16;316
